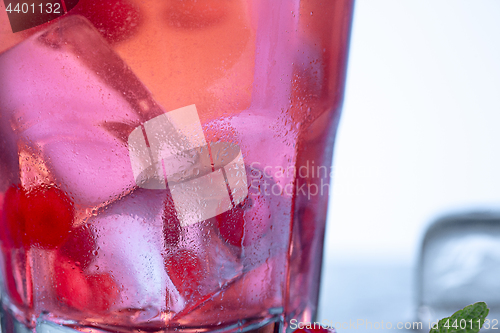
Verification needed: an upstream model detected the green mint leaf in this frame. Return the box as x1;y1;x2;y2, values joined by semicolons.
429;302;489;333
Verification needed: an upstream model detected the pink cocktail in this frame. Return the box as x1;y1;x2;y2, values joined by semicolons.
0;1;353;332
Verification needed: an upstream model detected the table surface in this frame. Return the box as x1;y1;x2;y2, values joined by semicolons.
318;262;419;332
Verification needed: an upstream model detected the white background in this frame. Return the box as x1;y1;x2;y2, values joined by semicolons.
320;0;500;328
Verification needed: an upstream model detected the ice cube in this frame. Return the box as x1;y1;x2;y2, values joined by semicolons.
206;113;293;256
0;15;182;208
171;255;285;327
82;185;244;318
418;212;500;325
162;215;244;316
36;320;77;333
84;188;183;314
216;112;297;196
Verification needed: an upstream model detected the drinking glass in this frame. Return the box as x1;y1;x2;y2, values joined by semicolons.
0;1;354;332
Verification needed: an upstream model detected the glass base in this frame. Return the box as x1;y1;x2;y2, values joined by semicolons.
1;302;284;333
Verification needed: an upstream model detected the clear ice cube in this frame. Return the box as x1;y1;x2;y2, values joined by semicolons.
418;211;500;325
86;187;243;317
0;15;177;208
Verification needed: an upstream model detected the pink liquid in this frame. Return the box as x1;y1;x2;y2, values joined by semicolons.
0;1;353;332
